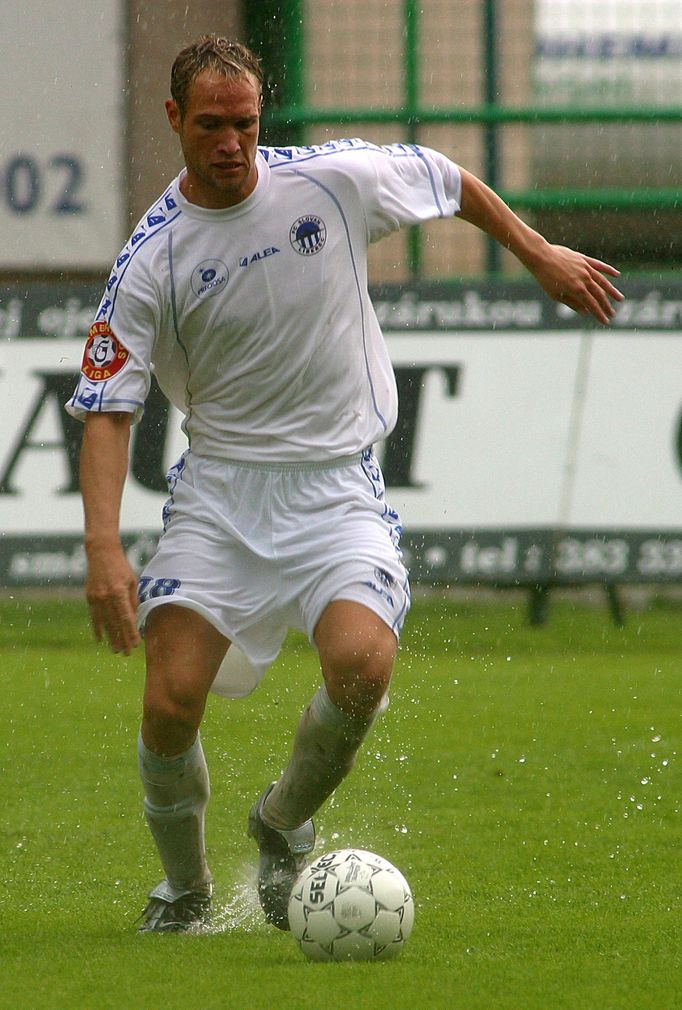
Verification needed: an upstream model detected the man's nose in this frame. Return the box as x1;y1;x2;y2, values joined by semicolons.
216;128;240;154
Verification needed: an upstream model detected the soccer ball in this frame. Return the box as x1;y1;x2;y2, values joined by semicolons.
287;848;414;962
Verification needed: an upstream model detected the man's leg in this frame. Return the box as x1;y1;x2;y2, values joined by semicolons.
262;600;397;831
138;604;228;931
249;600;396;928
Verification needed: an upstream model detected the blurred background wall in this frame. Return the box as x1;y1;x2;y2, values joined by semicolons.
126;0;243;224
2;0;679;283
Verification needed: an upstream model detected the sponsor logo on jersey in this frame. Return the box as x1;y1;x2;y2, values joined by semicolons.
80;321;130;382
289;215;327;256
76;383;101;410
239;246;280;268
191;259;229;298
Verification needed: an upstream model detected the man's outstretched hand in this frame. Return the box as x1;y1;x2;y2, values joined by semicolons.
528;243;624;325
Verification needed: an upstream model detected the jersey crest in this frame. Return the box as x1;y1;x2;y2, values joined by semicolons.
290;215;327;256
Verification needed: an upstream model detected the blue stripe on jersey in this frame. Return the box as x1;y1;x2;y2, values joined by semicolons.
262;140;417;170
68;373;144;413
407;144;446;217
290;169;388;434
392;572;411;633
108;212;181;322
98;185;182;325
264;139;446;222
167;229;194;447
96;396;145;409
357;448;410;632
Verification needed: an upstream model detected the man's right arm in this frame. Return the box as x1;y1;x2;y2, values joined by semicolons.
80;411;141;655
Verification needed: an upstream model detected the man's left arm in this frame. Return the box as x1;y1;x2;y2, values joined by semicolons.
457;168;624;324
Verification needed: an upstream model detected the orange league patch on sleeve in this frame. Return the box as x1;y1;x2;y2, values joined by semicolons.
81;321;130;381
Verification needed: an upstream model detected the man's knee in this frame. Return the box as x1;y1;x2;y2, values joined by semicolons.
315;601;397;717
143;681;204;734
143;651;208;752
141;604;229;754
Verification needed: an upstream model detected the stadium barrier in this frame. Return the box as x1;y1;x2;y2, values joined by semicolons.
1;279;680;607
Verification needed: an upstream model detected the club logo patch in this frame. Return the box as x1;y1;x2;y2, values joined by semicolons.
81;321;130;382
289;215;327;256
191;259;229;298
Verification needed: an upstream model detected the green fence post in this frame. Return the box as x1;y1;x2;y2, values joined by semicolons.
405;0;422;279
483;0;500;275
244;0;305;147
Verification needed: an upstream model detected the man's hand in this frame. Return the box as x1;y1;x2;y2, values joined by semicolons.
456;169;625;325
85;543;141;656
527;242;624;325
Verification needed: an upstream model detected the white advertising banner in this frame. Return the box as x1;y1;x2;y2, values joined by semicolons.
0;2;125;268
382;330;682;530
379;329;682;583
0;281;681;586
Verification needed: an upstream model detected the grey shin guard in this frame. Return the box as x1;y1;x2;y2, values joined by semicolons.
138;733;212;892
263;684;387;831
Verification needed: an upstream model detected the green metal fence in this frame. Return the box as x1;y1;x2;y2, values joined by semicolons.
247;0;682;279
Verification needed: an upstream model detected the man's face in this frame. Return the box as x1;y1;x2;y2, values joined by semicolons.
166;70;261;209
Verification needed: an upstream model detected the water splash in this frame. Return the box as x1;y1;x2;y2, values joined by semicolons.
204;863;264;934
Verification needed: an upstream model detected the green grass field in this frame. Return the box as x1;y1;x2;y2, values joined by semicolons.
2;592;681;1010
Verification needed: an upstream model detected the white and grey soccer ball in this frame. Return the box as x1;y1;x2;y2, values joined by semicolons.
287;848;414;962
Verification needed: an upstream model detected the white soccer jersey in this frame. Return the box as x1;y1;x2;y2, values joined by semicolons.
67;139;461;461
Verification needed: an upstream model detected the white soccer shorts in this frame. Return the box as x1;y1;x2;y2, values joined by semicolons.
137;448;410;698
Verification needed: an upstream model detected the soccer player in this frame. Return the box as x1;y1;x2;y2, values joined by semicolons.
67;35;623;933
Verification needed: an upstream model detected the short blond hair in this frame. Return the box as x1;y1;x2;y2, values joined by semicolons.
170;35;263;116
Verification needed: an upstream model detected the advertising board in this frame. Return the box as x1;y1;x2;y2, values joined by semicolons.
0;280;680;586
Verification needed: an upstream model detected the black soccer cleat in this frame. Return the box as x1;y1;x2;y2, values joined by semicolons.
247;783;316;930
137;880;213;933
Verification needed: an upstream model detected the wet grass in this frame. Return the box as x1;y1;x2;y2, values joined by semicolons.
1;593;681;1009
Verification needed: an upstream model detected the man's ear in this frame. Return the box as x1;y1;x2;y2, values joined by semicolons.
165;99;181;134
